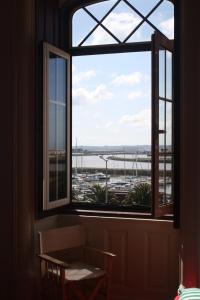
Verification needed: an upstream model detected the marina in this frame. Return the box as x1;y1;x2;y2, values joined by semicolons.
72;153;172;204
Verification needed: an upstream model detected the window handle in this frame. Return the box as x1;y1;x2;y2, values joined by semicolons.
158;129;166;134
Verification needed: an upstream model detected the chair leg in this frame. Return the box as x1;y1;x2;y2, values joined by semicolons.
60;270;67;300
69;281;85;300
106;256;114;300
106;275;111;300
88;277;105;300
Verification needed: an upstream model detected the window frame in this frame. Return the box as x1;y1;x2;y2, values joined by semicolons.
43;42;71;210
151;32;174;218
40;0;178;220
67;0;175;217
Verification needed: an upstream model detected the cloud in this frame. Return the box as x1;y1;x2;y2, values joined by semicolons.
128;90;144;100
112;72;143;86
119;109;151;128
105;121;113;128
73;69;96;84
160;17;174;39
95;121;113;129
89;12;141;45
73;84;113;105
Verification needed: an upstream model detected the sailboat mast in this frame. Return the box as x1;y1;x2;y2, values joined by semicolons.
75;138;78;175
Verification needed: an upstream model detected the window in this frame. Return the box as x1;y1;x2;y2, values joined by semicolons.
42;0;174;217
152;32;174;217
43;43;71;210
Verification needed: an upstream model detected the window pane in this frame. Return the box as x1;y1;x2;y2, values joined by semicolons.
159;132;165;152
102;1;142;42
46;49;69;205
129;0;161;16
159;154;166;206
148;1;174;39
127;22;154;43
166;101;172;149
49;103;56;150
49;54;57;101
57;152;67;199
57;58;66;103
166;155;172;203
83;27;118;46
86;0;118;21
159;49;165;98
49;152;67;202
72;9;97;46
57;105;66;150
49;154;58;202
159;99;165;131
166;51;172;100
159;129;166;206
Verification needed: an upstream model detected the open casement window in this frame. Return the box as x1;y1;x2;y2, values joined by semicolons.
152;32;174;218
43;42;71;210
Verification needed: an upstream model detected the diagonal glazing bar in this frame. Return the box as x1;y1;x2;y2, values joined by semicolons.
78;0;122;46
83;7;122;44
123;0;164;43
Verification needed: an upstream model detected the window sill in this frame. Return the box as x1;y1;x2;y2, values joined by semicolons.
64;204;173;221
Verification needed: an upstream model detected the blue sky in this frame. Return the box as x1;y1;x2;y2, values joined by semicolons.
72;0;174;146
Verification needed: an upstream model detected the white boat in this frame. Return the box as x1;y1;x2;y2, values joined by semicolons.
85;173;110;182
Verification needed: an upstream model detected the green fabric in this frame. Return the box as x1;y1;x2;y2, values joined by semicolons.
180;288;200;300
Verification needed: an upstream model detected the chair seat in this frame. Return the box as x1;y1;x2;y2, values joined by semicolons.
49;262;106;281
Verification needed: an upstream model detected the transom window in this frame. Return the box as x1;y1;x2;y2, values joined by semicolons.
72;0;174;46
42;0;174;218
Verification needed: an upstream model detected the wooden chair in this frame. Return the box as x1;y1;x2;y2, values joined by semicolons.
38;225;116;300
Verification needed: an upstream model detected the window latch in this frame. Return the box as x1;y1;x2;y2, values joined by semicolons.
158;130;166;134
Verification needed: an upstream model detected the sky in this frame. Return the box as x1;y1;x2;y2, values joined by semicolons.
72;0;174;146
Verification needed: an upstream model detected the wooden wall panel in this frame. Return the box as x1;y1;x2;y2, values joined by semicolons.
51;215;179;300
104;230;127;284
144;232;169;290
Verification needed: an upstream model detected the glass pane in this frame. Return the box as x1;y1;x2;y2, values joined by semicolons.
166;50;172;100
49;103;56;150
47;50;68;204
57;105;66;150
148;1;174;39
166;101;172;150
101;1;142;42
159;133;165;152
49;54;57;102
159;99;165;131
49;153;58;202
72;9;97;46
83;26;118;45
57;152;67;199
159;49;165;98
86;0;118;21
127;21;154;43
159;154;165;205
159;131;167;206
57;58;66;103
128;0;161;16
166;156;172;204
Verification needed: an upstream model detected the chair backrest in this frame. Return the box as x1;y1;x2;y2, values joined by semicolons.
38;225;85;254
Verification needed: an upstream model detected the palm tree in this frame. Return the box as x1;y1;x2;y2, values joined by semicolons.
87;184;119;205
88;184;106;204
123;182;151;206
133;182;151;206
